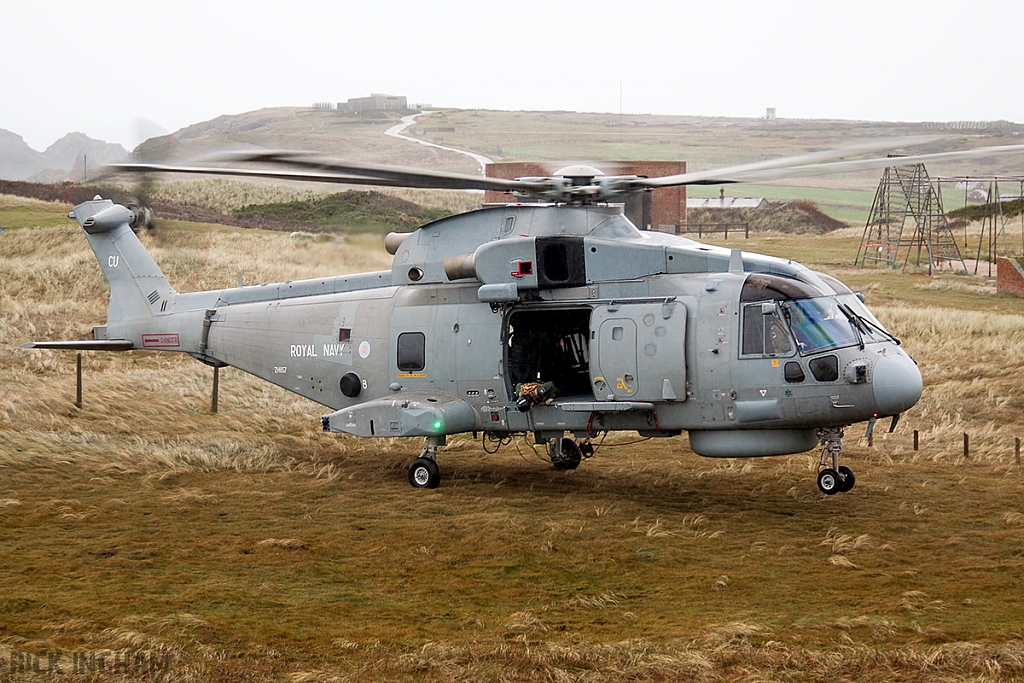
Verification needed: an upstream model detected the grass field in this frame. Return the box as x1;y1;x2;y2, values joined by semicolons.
2;196;1024;681
686;184;877;224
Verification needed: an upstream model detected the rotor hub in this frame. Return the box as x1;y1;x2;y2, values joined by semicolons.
553;165;605;186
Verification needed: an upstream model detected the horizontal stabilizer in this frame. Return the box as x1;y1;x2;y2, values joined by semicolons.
20;340;134;351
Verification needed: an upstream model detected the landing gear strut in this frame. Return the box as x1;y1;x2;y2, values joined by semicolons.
408;436;443;489
816;427;855;495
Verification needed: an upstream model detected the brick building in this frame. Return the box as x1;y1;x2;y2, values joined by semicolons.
484;161;687;235
996;257;1024;297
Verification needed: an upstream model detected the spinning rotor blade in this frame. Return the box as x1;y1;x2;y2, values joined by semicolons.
103;138;1024;204
637;143;1024;189
207;139;941;193
218;151;554;193
637;135;940;188
106;156;553;194
125;175;156;231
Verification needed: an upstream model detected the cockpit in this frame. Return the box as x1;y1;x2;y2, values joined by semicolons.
740;274;897;358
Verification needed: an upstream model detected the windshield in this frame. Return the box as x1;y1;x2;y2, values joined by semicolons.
781;297;861;354
743;274;896;355
836;293;887;333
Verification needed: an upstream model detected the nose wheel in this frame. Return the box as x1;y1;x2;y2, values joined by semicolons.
408;457;440;488
816;428;855;495
408;437;443;489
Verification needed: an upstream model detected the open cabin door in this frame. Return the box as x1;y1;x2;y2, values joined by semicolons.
590;301;687;402
506;308;593;399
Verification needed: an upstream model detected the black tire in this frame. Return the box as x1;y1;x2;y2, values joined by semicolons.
837;465;856;493
550;437;582;471
408;457;440;489
817;468;841;495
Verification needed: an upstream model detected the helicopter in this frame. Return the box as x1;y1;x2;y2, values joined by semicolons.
21;139;1024;493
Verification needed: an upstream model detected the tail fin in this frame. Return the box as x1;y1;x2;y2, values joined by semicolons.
70;199;175;328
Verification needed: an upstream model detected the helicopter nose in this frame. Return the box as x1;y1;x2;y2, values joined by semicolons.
873;353;923;415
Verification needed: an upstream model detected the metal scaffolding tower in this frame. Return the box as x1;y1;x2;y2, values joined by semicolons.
938;176;1024;276
855;161;966;274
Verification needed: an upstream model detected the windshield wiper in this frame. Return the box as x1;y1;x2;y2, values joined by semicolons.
861;315;901;345
838;302;901;346
837;303;865;350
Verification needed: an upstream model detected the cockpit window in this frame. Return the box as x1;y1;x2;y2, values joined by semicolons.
814;274;891;336
781;297;860;354
836;293;887;334
741;303;794;357
742;275;894;356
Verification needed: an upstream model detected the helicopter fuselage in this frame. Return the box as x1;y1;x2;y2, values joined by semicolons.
73;200;921;462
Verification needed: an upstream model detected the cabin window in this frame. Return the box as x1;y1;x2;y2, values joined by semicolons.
809;354;840;382
784;361;806;383
397;332;426;371
339;328;351;343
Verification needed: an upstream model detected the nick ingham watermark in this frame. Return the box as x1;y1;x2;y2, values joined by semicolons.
7;650;172;676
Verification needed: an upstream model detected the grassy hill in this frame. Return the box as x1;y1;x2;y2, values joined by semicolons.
132;107;483;177
3;196;1024;680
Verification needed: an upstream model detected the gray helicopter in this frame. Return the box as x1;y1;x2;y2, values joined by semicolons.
23;141;1024;493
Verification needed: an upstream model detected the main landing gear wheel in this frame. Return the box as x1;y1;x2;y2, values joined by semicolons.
817;468;841;495
550;437;582;471
408;457;440;489
837;465;856;493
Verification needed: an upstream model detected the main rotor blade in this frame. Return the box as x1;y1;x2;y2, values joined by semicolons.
648;135;941;187
103;162;444;188
216;151;547;192
636;143;1024;189
104;139;1024;203
105;157;551;194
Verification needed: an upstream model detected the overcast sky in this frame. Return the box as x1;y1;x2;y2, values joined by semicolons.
3;0;1022;151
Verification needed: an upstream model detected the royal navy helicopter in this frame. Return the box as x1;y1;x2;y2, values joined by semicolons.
22;140;1024;493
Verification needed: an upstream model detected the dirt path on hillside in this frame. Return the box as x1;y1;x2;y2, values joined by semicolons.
385;112;493;174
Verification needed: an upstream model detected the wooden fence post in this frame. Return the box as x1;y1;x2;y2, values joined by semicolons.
211;366;220;414
963;433;969;460
75;353;83;409
913;430;919;451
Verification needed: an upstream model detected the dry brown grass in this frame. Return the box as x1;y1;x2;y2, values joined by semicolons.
3;211;1024;681
0;194;65;209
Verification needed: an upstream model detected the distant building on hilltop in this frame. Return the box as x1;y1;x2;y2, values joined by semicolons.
338;94;408;113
